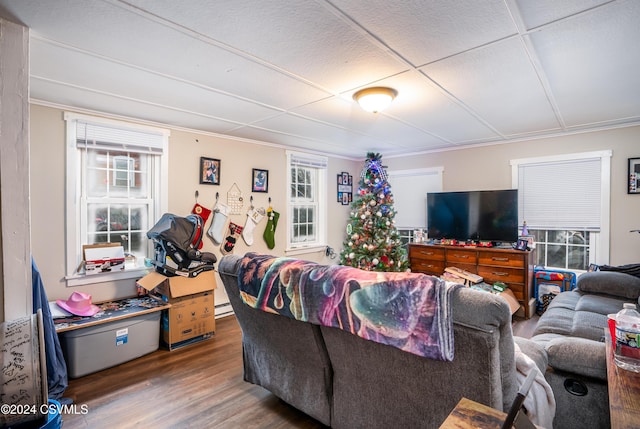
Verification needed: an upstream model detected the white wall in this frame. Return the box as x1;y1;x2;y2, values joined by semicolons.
29;104;359;310
27;104;640;311
385;126;640;265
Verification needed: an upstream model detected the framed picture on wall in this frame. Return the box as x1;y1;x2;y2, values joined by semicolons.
337;172;352;205
628;157;640;194
252;168;269;193
200;157;220;185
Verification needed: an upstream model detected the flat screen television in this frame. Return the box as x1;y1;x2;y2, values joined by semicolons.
427;189;518;243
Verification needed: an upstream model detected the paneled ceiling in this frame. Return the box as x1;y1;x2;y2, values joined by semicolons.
1;0;639;158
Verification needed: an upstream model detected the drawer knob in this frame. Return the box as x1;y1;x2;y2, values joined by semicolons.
492;271;509;277
492;257;509;262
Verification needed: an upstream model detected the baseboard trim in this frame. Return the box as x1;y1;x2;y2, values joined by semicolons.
215;302;233;319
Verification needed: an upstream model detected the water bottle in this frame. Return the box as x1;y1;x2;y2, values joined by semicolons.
614;302;640;372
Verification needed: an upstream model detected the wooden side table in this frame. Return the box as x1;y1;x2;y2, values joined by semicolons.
439;397;507;428
440;397;544;429
605;329;640;428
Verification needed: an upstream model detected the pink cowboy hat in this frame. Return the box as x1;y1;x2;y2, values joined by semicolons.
56;291;100;317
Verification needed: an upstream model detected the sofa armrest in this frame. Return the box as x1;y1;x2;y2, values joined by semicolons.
514;336;548;374
545;337;606;381
577;271;640;300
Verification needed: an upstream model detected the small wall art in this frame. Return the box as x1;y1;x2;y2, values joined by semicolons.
200;157;220;185
337;172;353;205
629;157;640;194
252;168;269;193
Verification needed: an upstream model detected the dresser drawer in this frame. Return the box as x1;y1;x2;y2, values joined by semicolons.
411;260;445;275
477;265;525;284
409;246;445;261
478;251;525;268
446;249;477;265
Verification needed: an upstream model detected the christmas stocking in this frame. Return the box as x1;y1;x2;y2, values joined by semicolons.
242;207;266;246
263;209;280;250
207;202;229;244
191;203;212;249
221;222;243;255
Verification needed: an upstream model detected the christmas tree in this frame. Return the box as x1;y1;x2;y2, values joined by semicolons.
339;152;408;272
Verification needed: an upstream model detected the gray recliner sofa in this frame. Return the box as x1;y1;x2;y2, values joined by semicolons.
218;253;548;428
531;270;640;429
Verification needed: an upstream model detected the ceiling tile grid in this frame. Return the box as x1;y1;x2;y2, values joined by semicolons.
1;0;639;158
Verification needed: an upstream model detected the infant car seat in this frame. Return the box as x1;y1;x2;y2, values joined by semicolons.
147;213;216;277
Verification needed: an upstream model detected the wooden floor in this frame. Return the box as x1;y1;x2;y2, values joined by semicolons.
61;314;539;428
62;315;326;429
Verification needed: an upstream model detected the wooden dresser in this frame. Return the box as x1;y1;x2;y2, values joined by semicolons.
408;243;535;318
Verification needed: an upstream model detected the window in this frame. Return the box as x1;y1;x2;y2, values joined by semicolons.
387;167;444;243
286;151;327;253
65;113;169;285
113;156;136;187
511;150;611;271
529;229;591;271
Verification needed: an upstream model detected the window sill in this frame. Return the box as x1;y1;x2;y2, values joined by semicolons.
285;245;327;257
65;267;151;287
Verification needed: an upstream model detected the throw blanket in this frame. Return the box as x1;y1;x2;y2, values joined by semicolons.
600;263;640;278
238;253;461;361
514;343;556;429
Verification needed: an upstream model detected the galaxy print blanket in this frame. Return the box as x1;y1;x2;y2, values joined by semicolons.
237;252;462;361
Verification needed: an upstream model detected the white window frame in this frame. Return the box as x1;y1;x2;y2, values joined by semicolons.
510;150;611;268
286;150;327;255
64;112;169;286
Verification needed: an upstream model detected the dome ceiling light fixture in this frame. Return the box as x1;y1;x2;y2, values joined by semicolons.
353;86;398;113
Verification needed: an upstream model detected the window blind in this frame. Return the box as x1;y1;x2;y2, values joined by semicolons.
289;152;328;169
75;120;165;154
388;168;443;229
518;158;601;231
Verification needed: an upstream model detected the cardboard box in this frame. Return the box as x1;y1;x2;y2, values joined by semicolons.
83;243;125;275
137;270;216;350
497;288;520;315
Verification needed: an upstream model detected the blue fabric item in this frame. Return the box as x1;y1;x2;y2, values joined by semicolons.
32;258;68;399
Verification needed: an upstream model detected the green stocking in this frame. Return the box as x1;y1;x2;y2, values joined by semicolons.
263;210;280;250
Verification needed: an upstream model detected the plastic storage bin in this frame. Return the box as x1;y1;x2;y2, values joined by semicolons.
534;268;577;314
60;311;160;378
